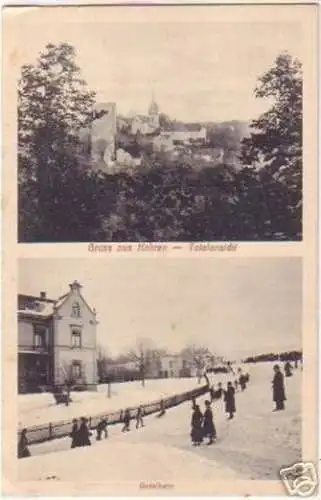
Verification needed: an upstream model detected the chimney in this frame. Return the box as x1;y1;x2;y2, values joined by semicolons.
40;291;46;300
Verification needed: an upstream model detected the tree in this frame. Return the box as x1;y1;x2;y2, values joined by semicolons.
97;345;113;383
18;42;101;241
180;345;212;383
128;338;158;387
241;53;302;233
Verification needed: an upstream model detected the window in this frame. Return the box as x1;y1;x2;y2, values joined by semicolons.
71;328;81;348
33;325;46;348
71;361;82;379
34;334;43;347
71;302;81;318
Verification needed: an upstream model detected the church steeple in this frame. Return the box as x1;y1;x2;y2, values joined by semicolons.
148;89;159;129
148;89;159;116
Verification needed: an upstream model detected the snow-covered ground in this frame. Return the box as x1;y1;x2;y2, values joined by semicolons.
19;362;301;481
18;377;202;428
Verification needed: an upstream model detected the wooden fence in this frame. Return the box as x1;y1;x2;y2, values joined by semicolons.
19;384;210;445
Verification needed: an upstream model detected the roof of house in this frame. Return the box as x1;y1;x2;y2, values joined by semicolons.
17;283;95;319
18;296;55;319
162;122;204;133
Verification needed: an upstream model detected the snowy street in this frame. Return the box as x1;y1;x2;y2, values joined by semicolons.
19;363;301;481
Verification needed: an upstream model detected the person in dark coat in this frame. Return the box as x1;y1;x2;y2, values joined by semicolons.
214;382;223;400
284;362;293;378
244;372;250;384
78;417;92;446
239;373;247;391
18;429;31;458
70;418;80;448
136;406;144;429
157;399;166;418
190;404;203;446
122;408;131;432
96;417;108;440
202;400;216;445
224;382;236;419
272;365;286;410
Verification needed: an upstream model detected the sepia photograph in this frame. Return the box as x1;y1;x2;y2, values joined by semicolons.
17;257;303;484
13;5;306;243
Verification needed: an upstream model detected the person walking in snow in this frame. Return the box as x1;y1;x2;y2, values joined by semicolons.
157;399;166;418
96;417;108;440
70;418;80;448
18;428;31;458
190;404;203;446
213;382;223;400
284;361;293;378
202;400;216;445
78;417;92;446
122;408;131;432
272;364;286;411
239;373;247;391
224;381;236;420
136;406;144;429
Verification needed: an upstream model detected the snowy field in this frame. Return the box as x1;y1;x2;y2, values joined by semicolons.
18;377;203;428
19;362;301;481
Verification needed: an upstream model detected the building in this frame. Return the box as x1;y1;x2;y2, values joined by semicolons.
161;123;207;144
131;94;160;135
18;281;98;394
158;355;184;378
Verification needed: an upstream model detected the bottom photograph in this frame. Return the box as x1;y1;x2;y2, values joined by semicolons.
17;257;302;483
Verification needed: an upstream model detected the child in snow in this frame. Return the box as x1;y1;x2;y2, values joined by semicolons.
70;418;80;448
122;409;131;432
96;417;108;440
157;399;166;418
136;406;144;429
239;373;247;391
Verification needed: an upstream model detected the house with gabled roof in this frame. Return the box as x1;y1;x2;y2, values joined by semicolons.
18;281;98;393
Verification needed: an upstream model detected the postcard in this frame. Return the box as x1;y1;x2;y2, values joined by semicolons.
2;2;318;497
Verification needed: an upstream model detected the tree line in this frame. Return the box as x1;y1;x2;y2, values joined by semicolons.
18;44;302;242
243;350;302;364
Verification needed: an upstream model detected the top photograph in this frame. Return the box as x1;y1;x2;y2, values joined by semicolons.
14;6;307;243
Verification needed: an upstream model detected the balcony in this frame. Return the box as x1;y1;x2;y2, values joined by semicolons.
19;345;49;355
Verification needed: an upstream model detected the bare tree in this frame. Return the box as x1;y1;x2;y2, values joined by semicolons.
128;338;157;387
97;345;112;381
180;345;212;383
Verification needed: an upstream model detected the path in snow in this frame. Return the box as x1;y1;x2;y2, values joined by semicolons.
20;363;301;481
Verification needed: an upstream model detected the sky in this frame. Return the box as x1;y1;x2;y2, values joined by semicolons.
13;8;303;122
19;258;302;360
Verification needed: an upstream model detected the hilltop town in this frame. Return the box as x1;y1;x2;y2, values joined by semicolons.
80;96;250;173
